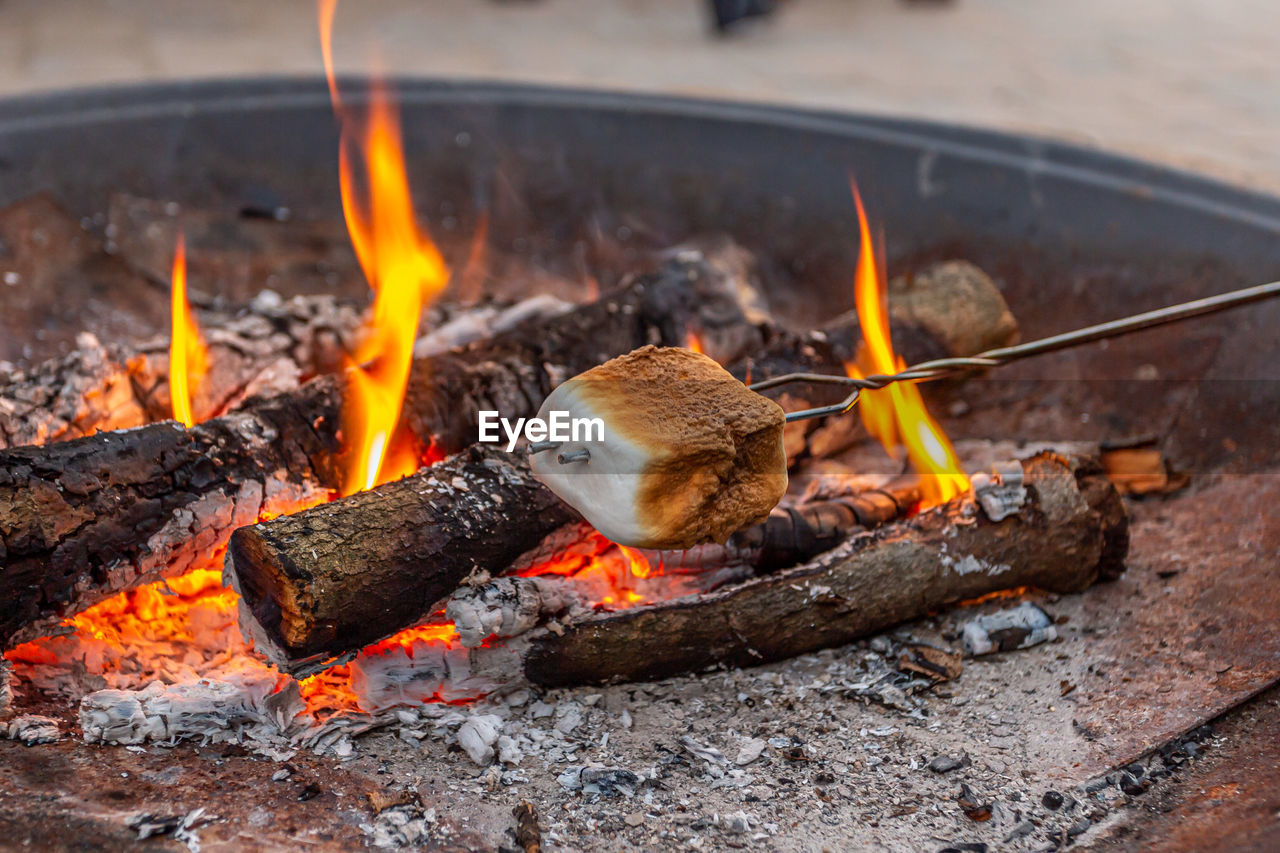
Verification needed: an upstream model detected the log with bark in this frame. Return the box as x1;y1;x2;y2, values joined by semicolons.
225;261;1018;674
320;453;1127;700
520;453;1127;686
0;247;767;646
227;444;580;672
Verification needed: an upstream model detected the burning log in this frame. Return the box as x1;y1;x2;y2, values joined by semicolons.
0;248;760;646
227;444;579;671
520;453;1127;686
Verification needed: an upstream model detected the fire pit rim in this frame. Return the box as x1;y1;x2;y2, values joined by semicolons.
2;75;1280;234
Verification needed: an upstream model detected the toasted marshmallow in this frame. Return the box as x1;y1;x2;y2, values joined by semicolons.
530;346;787;549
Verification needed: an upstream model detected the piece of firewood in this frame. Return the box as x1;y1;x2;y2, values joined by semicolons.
512;801;542;853
227;444;579;672
0;249;760;647
521;454;1128;687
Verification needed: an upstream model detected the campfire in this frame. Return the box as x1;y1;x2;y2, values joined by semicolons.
3;7;1280;852
2;134;1129;757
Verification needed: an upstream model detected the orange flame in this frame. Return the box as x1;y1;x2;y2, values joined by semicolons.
685;330;706;355
845;182;969;508
321;0;450;495
168;232;207;427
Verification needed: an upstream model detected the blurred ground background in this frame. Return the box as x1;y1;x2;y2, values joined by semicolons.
0;0;1275;192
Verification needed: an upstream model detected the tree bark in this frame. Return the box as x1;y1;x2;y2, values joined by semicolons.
227;444;579;674
521;454;1128;687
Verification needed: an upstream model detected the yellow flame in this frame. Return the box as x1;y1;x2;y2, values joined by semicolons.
168;232;207;427
321;1;450;495
618;544;654;579
845;182;969;508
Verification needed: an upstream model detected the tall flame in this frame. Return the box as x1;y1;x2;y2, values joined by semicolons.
845;182;969;508
321;0;450;495
168;232;207;427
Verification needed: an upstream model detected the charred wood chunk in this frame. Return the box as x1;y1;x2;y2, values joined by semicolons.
522;453;1127;687
0;386;340;647
727;484;921;572
225;445;579;674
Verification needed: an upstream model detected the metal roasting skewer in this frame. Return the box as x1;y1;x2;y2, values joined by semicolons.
531;279;1280;462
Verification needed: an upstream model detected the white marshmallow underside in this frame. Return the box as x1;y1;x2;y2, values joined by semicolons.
528;383;652;546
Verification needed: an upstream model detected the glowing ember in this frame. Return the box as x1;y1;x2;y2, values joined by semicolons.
168;232;207;427
322;0;451;495
844;182;969;508
518;528;664;609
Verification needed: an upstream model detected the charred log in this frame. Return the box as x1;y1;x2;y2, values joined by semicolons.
630;484;922;574
725;484;921;573
226;444;578;673
522;454;1128;687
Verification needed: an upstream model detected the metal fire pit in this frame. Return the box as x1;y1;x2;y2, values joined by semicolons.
1;79;1278;851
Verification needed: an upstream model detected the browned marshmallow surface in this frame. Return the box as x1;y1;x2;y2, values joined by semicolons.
531;346;787;549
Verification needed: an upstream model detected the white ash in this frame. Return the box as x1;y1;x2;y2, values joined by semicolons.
445;576;580;648
734;737;767;766
79;673;295;749
963;602;1058;655
971;459;1029;522
349;639;524;712
361;802;444;850
457;714;504;765
6;714;61;745
414;294;573;358
127;807;212;852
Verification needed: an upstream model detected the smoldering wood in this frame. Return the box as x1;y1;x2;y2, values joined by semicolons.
625;483;922;574
226;444;579;672
0;294;364;450
0;294;576;452
724;483;922;573
521;454;1128;687
513;801;543;853
730;259;1019;388
0;249;760;647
